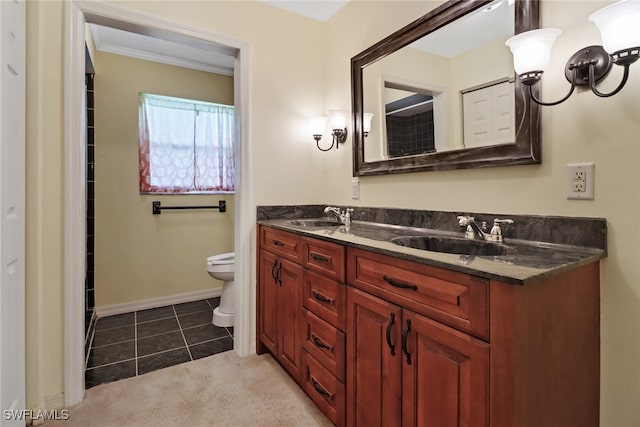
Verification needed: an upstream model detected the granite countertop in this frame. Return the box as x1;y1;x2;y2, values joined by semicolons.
257;205;607;285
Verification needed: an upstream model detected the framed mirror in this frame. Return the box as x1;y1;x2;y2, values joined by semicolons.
352;0;540;176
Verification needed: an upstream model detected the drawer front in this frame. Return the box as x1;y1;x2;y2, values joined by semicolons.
303;237;345;282
302;309;346;382
260;226;301;262
303;270;346;331
301;350;345;427
347;248;489;339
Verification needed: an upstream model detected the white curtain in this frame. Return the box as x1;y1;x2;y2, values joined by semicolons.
139;93;235;193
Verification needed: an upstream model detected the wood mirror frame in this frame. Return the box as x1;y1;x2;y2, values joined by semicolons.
351;0;540;176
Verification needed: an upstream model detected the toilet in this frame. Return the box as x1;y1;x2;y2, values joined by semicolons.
206;252;235;327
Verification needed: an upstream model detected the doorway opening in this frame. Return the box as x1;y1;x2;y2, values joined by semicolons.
65;2;252;406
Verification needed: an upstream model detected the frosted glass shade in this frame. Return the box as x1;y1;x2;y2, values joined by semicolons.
505;28;562;74
309;115;327;136
589;0;640;54
328;110;349;130
363;113;374;134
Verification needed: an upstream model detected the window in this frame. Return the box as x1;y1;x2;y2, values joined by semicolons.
138;93;235;194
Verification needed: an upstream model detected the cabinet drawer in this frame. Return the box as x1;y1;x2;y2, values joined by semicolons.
347;248;489;339
302;309;346;382
303;237;345;282
260;226;301;262
303;270;346;331
301;350;345;427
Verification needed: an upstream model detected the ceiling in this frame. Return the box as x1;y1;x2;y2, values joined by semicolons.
89;1;347;75
261;0;348;22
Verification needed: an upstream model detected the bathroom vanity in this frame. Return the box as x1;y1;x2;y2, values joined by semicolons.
256;206;606;427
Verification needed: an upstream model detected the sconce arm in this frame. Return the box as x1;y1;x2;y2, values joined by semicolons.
316;139;335;152
527;67;578;107
589;63;630;98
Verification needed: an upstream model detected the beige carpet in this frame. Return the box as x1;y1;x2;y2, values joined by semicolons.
43;351;332;427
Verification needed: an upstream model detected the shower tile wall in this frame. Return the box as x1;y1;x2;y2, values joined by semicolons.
386;110;436;157
85;72;95;345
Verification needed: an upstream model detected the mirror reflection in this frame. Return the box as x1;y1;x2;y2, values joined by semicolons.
353;0;540;176
363;0;516;162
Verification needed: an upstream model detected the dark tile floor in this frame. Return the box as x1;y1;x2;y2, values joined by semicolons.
85;297;233;388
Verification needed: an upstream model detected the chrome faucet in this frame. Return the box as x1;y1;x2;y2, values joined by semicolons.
457;216;514;243
457;216;488;240
324;206;354;227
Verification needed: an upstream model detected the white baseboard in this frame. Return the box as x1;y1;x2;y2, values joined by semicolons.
95;288;222;318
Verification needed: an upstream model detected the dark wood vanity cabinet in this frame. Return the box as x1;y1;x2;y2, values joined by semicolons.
258;225;600;427
299;237;347;426
257;226;347;426
257;227;303;381
346;249;489;427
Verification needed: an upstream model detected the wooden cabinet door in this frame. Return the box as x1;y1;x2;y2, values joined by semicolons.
346;287;402;427
258;249;279;355
402;310;489;427
277;257;303;381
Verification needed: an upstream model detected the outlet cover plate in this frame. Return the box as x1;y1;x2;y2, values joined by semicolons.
351;178;360;199
567;163;594;200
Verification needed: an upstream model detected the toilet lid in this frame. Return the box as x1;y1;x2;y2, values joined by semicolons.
207;252;234;264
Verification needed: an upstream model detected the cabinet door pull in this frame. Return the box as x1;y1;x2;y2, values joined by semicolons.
402;319;412;365
311;334;333;351
312;291;333;304
386;313;396;356
383;275;418;291
272;239;285;247
271;260;278;283
311;377;333;399
310;252;330;263
276;263;282;286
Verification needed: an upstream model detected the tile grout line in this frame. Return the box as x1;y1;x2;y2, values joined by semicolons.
134;311;138;376
86;356;137;371
173;305;194;361
84;326;96;370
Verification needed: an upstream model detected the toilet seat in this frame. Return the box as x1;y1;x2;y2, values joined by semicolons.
207;252;234;275
207;252;234;265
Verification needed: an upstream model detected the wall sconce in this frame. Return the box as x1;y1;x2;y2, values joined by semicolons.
363;113;374;137
505;0;639;106
310;110;348;151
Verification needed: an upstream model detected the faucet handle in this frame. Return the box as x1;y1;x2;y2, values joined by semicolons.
457;215;474;226
493;218;514;226
488;219;514;243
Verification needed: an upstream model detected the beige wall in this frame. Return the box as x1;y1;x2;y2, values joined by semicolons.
24;0;640;425
93;51;234;308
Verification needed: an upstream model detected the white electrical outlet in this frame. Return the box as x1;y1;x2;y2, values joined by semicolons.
351;178;360;199
567;163;594;200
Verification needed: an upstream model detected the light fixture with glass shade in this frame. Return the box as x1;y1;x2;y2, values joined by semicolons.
363;113;374;137
311;110;373;151
505;0;639;106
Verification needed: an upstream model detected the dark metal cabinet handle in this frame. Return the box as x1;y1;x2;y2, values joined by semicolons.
386;313;396;356
383;275;418;291
271;260;278;283
310;253;330;263
312;334;333;351
271;261;282;286
402;319;412;365
272;240;285;247
312;291;333;304
311;377;332;399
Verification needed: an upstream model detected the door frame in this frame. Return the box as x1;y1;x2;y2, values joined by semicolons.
0;0;26;422
64;1;253;405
